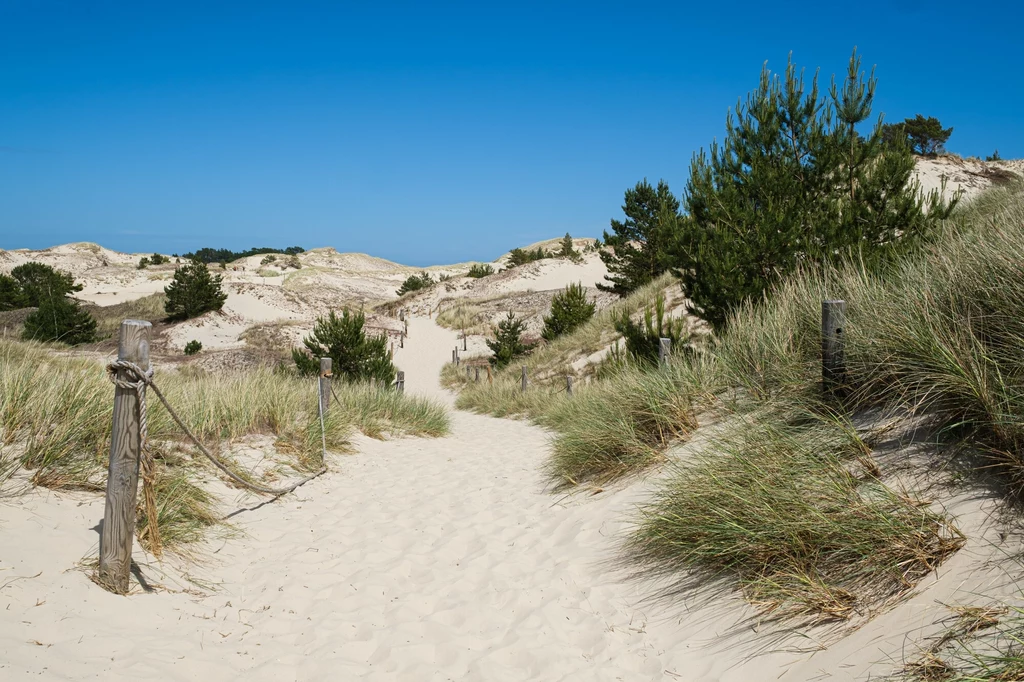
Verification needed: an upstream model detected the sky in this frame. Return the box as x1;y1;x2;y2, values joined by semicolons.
1;1;1022;266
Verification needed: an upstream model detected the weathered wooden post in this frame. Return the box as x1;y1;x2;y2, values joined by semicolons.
475;366;480;382
396;370;405;393
319;358;332;418
452;349;456;364
98;319;151;594
455;347;460;366
659;337;671;365
463;333;467;352
566;375;573;396
822;300;847;395
521;366;528;393
399;309;405;322
400;331;404;348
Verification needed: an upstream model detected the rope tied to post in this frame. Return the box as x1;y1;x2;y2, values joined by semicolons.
106;360;329;558
105;359;162;558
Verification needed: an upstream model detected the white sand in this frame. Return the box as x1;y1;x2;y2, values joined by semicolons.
3;314;1021;681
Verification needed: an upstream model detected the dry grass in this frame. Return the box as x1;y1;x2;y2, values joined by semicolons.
86;292;167;340
0;337;449;553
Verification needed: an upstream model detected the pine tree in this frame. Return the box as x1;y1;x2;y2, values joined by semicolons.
22;295;97;345
674;50;957;331
0;274;27;311
598;179;678;296
541;282;596;341
292;309;396;384
164;259;228;320
487;311;535;368
881;114;953;156
396;271;434;296
556;233;582;263
9;262;82;307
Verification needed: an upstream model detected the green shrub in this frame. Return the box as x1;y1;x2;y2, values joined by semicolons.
9;262;81;307
164;259;228;321
467;264;494;278
506;247;548;268
881;114;954;156
292;309;396;384
285;255;301;269
396;271;434;296
137;257;150;269
260;254;277;265
556;233;583;263
184;340;202;356
614;292;690;364
487;311;535;368
541;282;595;341
150;253;169;265
0;274;28;311
22;296;97;345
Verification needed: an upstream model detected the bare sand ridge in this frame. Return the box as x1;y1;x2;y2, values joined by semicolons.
2;314;1021;681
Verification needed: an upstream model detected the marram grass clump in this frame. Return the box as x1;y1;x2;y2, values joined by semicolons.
628;416;965;623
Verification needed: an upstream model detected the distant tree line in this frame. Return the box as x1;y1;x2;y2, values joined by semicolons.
178;245;304;264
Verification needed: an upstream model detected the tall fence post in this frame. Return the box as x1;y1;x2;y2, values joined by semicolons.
521;366;528;393
566;375;573;396
487;365;492;385
396;370;405;393
822;300;847;394
98;319;151;594
475;366;480;382
319;357;332;418
463;334;467;352
400;331;404;348
452;349;457;364
659;338;671;365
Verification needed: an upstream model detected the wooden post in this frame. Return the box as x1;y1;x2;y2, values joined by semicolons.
399;309;405;322
319;358;332;418
455;347;460;366
396;370;405;393
822;300;847;394
98;319;151;594
475;366;480;382
521;366;528;393
658;337;671;365
566;375;573;396
466;366;471;379
487;365;492;385
400;331;404;348
452;349;456;364
463;334;467;352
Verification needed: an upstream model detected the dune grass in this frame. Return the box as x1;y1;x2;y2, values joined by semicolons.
895;604;1024;681
87;292;167;340
629;415;964;623
0;337;449;553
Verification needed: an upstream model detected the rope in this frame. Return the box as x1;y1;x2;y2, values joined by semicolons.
106;361;329;542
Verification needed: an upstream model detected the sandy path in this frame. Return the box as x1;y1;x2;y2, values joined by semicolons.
3;315;783;681
11;316;1002;680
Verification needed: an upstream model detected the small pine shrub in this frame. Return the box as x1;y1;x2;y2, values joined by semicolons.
164;259;228;321
260;254;277;266
541;282;596;341
137;257;150;269
150;253;169;265
507;247;548;268
556;233;583;263
396;271;434;296
184;340;202;356
487;311;535;368
22;295;98;345
0;274;28;311
285;255;301;269
292;309;396;384
614;293;690;364
467;264;494;278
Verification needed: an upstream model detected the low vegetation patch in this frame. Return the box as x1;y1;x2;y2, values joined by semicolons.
0;337;448;553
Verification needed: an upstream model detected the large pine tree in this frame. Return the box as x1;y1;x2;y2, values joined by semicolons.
673;50;957;330
598;179;679;296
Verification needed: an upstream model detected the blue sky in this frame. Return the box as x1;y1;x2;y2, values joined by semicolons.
2;1;1021;265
